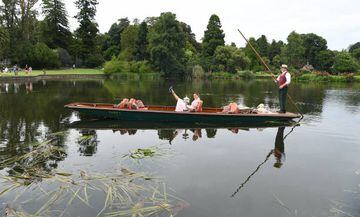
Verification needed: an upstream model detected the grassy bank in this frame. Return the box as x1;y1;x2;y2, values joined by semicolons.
0;68;104;77
200;71;360;83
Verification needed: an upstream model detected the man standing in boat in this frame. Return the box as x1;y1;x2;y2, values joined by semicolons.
276;64;291;113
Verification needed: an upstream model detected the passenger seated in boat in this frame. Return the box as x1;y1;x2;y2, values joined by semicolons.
222;102;240;114
115;98;147;110
170;87;203;112
116;98;129;109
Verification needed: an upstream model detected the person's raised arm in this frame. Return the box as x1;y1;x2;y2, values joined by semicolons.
171;89;180;101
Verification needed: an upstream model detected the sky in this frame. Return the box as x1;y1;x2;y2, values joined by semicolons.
60;0;360;50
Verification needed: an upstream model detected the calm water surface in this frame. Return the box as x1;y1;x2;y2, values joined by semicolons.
0;78;359;217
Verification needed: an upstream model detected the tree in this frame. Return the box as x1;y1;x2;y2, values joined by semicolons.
74;0;99;65
202;14;224;57
119;25;139;61
333;52;359;73
134;21;149;61
0;0;39;62
302;33;327;67
201;14;224;71
42;0;71;49
108;18;129;46
350;48;360;61
256;35;269;58
349;42;360;53
268;39;284;64
243;37;263;71
314;50;335;71
23;42;59;68
180;22;200;51
214;45;250;73
281;31;306;69
148;12;186;76
0;27;10;59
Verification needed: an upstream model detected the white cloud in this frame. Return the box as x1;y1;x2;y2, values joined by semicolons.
64;0;360;50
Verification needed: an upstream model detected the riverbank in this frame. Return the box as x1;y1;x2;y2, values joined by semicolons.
205;71;360;82
0;69;105;82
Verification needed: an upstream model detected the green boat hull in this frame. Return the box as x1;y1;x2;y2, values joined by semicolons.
65;103;300;124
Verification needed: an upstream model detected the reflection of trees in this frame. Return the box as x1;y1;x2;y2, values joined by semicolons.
78;130;98;156
0;80;111;173
205;129;217;138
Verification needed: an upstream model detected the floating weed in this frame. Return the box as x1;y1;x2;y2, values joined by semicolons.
1;168;185;216
123;145;172;161
0;133;185;216
0;142;183;216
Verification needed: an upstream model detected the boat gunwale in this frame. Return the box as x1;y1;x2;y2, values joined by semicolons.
64;102;301;118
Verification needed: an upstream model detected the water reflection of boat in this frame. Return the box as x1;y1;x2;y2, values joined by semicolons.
65;103;301;123
68;119;298;131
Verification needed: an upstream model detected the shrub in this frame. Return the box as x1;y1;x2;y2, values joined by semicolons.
129;61;153;73
333;52;359;73
104;58;130;74
237;70;255;79
85;53;104;68
57;48;72;67
343;73;355;82
192;65;205;78
23;43;60;69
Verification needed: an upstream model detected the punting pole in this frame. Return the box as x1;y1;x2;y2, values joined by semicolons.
237;29;304;119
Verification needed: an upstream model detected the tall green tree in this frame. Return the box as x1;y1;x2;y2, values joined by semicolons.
134;21;149;61
268;39;284;64
0;27;10;59
281;31;306;69
180;22;200;51
0;0;39;63
148;12;186;76
244;37;262;71
302;33;327;67
202;14;224;57
314;50;335;71
42;0;71;49
349;42;360;53
119;25;139;61
256;35;269;58
74;0;100;65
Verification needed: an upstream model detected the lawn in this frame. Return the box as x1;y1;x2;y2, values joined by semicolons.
0;68;104;77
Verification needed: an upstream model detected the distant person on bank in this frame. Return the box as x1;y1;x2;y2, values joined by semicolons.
276;64;291;113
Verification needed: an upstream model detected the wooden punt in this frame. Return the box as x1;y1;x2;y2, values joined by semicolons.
65;102;301;124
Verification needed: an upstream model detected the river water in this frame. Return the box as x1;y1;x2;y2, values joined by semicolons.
0;78;359;217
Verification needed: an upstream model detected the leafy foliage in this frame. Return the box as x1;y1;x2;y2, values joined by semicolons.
281;31;306;69
333;52;359;73
302;33;328;67
148;12;186;76
42;0;71;49
214;45;250;73
134;21;150;61
314;50;335;71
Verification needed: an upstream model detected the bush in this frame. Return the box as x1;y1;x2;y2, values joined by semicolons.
237;70;255;79
57;48;72;67
129;61;153;73
22;43;60;69
343;73;355;82
85;53;104;68
104;58;130;74
192;65;205;78
333;52;359;73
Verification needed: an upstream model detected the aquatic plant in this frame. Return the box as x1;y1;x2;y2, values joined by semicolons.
123;145;172;161
0;134;185;216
